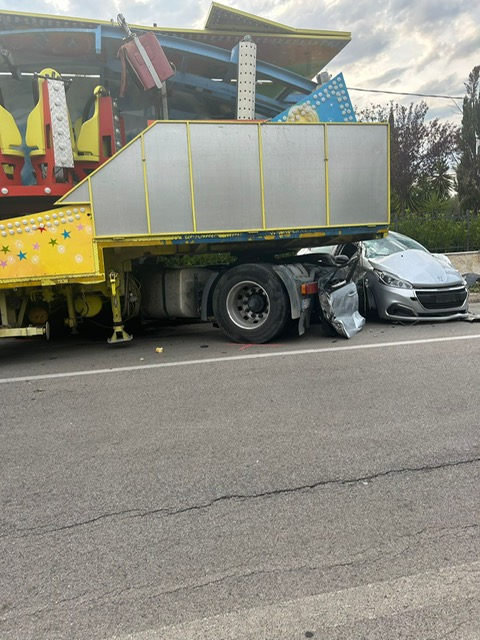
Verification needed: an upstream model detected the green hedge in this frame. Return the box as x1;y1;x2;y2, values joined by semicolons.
392;212;480;253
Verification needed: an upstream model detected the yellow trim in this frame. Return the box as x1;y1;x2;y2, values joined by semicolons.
324;124;330;227
186;123;197;233
257;124;267;230
55;120;159;206
95;220;388;242
202;29;351;42
387;122;391;226
206;3;350;38
0;8;350;40
87;176;96;237
51;201;90;206
141;134;152;234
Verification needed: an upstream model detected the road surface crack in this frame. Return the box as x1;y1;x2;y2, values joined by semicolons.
2;456;479;537
138;455;480;519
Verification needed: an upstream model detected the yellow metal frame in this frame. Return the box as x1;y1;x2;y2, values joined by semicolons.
0;205;103;288
0;120;389;289
186;123;197;233
140;134;152;235
56;120;390;242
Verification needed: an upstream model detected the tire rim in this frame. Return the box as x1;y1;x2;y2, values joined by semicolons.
226;280;270;330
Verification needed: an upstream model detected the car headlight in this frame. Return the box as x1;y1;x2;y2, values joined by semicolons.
374;269;413;289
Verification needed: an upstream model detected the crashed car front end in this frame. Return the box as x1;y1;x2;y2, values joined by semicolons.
364;257;469;322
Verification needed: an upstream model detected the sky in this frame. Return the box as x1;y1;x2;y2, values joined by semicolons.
1;0;479;124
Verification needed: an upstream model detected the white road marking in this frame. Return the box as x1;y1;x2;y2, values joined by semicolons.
1;333;480;385
113;561;480;639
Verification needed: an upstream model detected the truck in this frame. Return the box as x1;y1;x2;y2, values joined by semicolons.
0;6;389;345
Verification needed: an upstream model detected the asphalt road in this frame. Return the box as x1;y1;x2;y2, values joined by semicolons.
1;312;479;640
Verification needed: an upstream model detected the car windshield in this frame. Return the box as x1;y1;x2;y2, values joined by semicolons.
363;233;428;259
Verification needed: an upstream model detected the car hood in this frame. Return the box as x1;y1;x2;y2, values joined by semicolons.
369;249;464;287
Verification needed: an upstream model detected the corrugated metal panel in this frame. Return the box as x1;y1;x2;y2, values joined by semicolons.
91;138;148;236
57;121;388;239
144;123;194;234
189;123;263;232
327;124;389;225
261;124;326;228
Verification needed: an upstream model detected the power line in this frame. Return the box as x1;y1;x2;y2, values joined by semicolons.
348;86;463;100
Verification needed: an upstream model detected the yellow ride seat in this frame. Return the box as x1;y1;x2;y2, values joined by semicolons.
0;104;24;157
75;86;109;161
25;68;76;188
0;101;25;183
25;68;58;156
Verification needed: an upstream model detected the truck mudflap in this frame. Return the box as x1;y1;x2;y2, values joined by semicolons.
319;281;365;338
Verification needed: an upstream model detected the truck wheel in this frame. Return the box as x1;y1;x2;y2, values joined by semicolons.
213;264;290;343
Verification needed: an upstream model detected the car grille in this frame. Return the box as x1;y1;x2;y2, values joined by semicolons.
415;287;468;310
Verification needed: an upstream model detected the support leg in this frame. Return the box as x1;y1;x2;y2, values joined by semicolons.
107;270;132;344
64;286;78;334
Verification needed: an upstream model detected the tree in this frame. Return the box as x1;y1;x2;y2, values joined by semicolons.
357;102;458;212
408;160;454;214
456;66;480;214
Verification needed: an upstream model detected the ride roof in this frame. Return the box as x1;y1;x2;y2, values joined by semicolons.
0;2;350;80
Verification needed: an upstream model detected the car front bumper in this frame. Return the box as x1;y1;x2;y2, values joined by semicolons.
367;279;469;322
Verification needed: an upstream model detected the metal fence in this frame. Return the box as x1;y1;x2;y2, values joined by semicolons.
391;211;480;253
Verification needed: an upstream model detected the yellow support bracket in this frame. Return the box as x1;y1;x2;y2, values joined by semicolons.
107;270;132;344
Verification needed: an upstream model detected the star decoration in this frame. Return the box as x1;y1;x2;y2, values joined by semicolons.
17;251;27;260
38;225;47;233
32;242;40;251
77;223;84;231
1;245;10;254
0;259;7;268
49;238;58;247
62;230;71;239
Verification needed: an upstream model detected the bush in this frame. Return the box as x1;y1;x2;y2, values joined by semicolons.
392;211;480;252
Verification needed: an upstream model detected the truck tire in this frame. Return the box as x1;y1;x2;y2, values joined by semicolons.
213;264;290;343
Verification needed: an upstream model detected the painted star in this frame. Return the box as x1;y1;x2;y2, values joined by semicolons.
17;251;27;260
1;245;10;254
38;225;47;233
49;238;58;247
32;242;40;251
0;259;7;268
62;230;71;239
76;223;84;231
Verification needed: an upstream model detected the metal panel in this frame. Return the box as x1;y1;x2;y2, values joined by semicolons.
90;138;148;236
61;181;90;203
327;124;389;225
261;124;326;228
189;124;262;231
144;123;194;233
236;39;257;120
47;78;74;168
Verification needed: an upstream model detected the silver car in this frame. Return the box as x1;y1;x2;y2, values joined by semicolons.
300;232;469;322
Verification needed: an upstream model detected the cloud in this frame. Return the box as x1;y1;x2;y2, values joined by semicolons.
370;67;410;87
416;74;465;98
448;34;480;64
